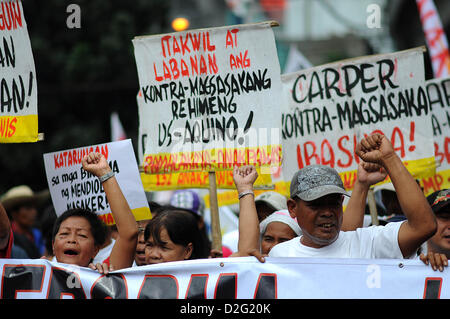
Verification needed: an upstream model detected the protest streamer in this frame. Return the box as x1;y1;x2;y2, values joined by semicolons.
420;76;450;194
0;257;447;299
0;0;39;143
43;139;151;225
281;47;436;192
416;0;450;78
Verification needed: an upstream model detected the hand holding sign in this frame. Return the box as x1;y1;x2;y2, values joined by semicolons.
81;152;111;178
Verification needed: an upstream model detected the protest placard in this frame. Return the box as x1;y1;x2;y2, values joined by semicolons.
43;139;151;225
281;47;436;189
133;21;283;174
136;92;274;191
420;76;450;194
0;0;38;143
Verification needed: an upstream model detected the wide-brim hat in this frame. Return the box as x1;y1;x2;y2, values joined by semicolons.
0;185;38;211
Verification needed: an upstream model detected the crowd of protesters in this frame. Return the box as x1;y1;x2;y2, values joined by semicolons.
0;133;448;276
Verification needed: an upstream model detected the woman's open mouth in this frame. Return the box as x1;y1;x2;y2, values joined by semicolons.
63;249;79;256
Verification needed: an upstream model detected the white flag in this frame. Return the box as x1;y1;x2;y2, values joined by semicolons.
283;44;313;74
110;112;127;141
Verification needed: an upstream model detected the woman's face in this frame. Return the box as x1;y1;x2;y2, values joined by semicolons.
52;216;99;267
261;222;297;255
145;227;192;264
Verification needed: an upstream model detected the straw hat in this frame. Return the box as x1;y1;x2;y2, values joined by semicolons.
0;185;38;211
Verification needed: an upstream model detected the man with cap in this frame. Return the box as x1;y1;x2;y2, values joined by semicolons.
418;189;449;271
0;185;45;258
269;133;436;259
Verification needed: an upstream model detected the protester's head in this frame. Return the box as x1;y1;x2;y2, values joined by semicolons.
376;182;403;216
1;185;38;229
254;191;287;222
52;209;107;267
144;209;207;264
135;219;151;266
287;165;349;248
170;190;205;218
169;190;211;254
259;210;301;254
426;189;450;257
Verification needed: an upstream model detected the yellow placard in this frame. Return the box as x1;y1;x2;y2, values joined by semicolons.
0;115;38;143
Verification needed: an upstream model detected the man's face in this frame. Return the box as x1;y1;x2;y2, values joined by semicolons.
12;204;37;229
135;220;150;266
428;210;450;256
288;194;344;248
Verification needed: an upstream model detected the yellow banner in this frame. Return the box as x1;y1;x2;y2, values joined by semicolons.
98;206;152;226
420;169;450;196
0;115;38;143
141;167;274;191
143;144;282;174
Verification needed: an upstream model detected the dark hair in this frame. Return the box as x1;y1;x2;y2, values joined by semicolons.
52;209;107;247
144;209;209;259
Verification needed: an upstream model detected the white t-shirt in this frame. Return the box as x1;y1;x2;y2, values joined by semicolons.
269;221;406;259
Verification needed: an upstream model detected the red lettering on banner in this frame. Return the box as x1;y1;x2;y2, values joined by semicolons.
321;139;335;168
0;117;17;137
53;145;109;169
295;128;414;171
225;29;239;48
0;0;22;31
230;50;251;70
422;174;444;194
337;136;353;168
391;127;406;158
153;54;218;81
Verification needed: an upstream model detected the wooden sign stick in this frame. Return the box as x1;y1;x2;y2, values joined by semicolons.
208;171;222;252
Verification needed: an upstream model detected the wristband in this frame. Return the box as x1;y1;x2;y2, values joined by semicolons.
238;190;254;200
98;171;115;183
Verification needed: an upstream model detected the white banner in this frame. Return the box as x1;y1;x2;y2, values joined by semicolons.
133;21;283;174
421;76;450;194
43;139;151;225
281;47;436;188
0;0;38;142
0;257;447;299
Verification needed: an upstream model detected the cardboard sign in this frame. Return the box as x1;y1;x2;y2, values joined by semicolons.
420;76;450;194
0;0;38;142
137;93;274;191
43;139;151;225
133;21;283;174
281;47;436;189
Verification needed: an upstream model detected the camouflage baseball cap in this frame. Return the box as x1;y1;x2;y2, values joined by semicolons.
290;165;349;201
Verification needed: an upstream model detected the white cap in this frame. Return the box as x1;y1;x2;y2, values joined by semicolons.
254;191;287;211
